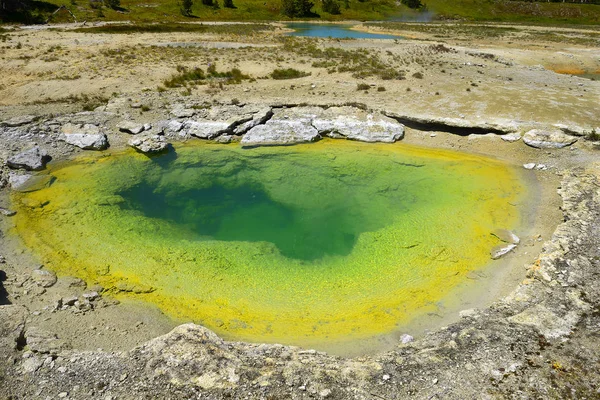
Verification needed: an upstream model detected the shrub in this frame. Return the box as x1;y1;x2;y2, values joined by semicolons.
377;86;386;92
401;0;423;9
270;68;310;80
412;72;423;79
180;0;193;15
104;0;120;9
587;129;600;142
223;0;235;7
322;0;340;14
281;0;314;17
357;83;370;90
164;67;206;88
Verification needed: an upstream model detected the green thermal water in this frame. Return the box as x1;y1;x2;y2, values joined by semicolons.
13;140;523;348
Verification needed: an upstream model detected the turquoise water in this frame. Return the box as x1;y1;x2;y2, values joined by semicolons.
285;23;400;39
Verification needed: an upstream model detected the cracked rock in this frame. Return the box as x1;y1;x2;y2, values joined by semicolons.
313;107;405;143
128;135;169;154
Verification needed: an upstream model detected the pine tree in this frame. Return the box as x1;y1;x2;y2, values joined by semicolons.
180;0;193;16
322;0;340;14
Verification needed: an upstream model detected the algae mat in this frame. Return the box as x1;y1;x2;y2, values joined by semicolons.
12;140;524;347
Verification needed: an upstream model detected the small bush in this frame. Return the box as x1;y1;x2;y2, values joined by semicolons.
357;83;370;91
164;67;206;88
224;0;235;7
163;65;250;88
322;0;340;14
104;0;120;9
270;68;310;80
180;0;193;16
377;86;386;92
412;72;423;79
587;129;600;142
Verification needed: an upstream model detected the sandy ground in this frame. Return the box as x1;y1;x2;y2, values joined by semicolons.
0;22;599;357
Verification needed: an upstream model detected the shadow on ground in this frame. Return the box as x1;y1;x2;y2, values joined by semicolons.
0;270;10;305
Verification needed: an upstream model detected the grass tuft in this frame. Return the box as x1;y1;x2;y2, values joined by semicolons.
270;68;311;80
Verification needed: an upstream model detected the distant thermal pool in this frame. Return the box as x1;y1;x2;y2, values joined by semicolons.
13;140;523;349
285;23;400;39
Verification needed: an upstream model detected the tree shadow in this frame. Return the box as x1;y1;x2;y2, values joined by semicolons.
0;270;10;305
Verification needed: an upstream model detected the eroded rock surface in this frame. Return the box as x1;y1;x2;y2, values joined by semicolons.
128;135;169;154
242;120;320;146
61;123;109;150
117;121;145;135
313;107;404;143
523;128;578;149
6;147;51;171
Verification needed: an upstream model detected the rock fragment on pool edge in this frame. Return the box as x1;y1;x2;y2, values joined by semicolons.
117;120;145;135
128;135;169;154
241;120;320;147
6;147;51;171
501;132;521;142
31;268;57;288
183;120;237;139
523;128;577;149
61;124;109;150
491;229;520;244
491;243;517;259
312;107;405;143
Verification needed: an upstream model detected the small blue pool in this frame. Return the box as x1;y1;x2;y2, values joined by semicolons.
285;23;400;39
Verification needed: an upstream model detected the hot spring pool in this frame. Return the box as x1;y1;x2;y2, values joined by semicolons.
12;140;524;350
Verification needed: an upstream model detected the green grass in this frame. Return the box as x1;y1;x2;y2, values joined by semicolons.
425;0;600;25
367;21;600;46
3;0;401;24
270;68;311;80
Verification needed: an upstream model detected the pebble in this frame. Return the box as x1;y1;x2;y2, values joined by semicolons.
382;374;391;381
523;163;536;170
400;334;414;344
82;291;99;301
58;392;68;398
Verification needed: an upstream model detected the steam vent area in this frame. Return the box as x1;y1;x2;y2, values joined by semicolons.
0;20;599;399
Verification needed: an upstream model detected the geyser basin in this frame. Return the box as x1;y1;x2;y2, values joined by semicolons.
12;140;524;349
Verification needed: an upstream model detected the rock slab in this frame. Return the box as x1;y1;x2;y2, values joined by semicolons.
242;120;320;147
6;147;51;171
117;121;145;135
313;107;404;143
523;129;577;149
63;133;108;150
129;135;169;154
